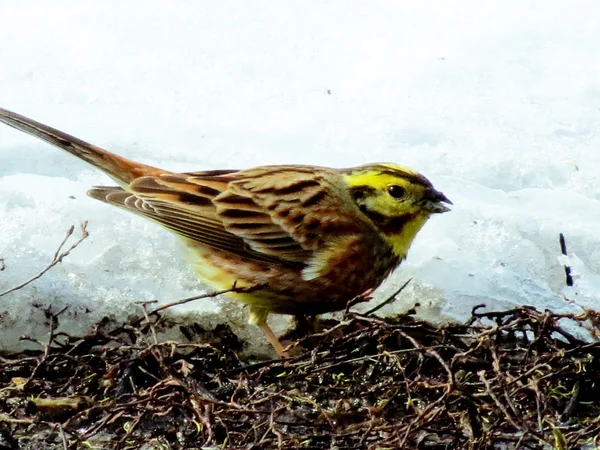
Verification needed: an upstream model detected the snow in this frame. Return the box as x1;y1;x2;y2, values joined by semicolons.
1;1;599;354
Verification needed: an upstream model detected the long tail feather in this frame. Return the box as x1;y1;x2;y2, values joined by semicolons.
0;107;165;185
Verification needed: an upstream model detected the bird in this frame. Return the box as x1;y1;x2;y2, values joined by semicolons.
0;107;451;356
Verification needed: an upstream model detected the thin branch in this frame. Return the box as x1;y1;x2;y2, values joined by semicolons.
146;282;265;317
21;305;68;390
0;222;89;298
559;233;573;287
364;278;412;316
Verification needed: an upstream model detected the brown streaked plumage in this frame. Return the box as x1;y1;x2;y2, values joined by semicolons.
0;107;452;356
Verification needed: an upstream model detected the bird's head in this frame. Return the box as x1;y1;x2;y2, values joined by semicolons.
343;163;452;257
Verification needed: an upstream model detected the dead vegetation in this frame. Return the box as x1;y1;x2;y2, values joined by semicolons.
1;304;599;450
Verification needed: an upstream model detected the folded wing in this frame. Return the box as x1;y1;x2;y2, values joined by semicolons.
89;166;365;272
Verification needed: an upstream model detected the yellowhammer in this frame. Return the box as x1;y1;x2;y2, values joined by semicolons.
0;108;451;356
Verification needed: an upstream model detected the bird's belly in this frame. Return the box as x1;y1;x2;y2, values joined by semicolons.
180;239;400;316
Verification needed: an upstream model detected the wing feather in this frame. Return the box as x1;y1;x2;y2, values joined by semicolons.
91;187;243;252
89;165;365;275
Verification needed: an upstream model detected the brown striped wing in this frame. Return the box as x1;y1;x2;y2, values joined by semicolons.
88;171;276;262
88;186;252;257
89;166;362;267
221;166;363;255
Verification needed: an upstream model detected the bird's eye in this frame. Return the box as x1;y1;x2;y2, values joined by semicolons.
388;185;405;199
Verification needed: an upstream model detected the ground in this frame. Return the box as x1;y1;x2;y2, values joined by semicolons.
1;303;600;449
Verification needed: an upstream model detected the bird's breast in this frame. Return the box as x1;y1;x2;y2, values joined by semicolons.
180;236;401;316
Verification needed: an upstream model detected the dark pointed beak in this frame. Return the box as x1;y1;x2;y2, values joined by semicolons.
424;189;452;214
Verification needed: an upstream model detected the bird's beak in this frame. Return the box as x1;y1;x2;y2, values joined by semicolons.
423;189;452;214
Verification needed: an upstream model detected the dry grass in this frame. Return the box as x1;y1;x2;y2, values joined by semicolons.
1;304;600;450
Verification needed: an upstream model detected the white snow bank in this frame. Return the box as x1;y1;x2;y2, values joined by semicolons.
1;1;599;354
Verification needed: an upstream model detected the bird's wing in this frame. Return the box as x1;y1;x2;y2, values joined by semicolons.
90;166;363;268
216;166;364;265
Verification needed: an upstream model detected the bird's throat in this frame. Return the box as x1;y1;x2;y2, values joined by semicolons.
359;206;429;258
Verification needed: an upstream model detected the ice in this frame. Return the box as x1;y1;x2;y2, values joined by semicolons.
1;1;599;353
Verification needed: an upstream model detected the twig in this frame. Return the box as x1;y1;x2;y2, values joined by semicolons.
398;328;455;390
343;289;373;315
146;283;265;317
58;423;68;450
0;222;89;298
116;411;144;449
136;301;160;345
478;370;521;431
364;278;412;316
559;233;573;287
0;414;35;424
21;306;68;390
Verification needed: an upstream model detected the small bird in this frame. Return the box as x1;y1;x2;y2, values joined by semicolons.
0;107;451;356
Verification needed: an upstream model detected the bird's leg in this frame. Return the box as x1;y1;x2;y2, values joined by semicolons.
258;323;287;357
294;314;321;334
249;305;287;357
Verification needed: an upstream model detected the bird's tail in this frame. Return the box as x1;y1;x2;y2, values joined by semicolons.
0;107;164;186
